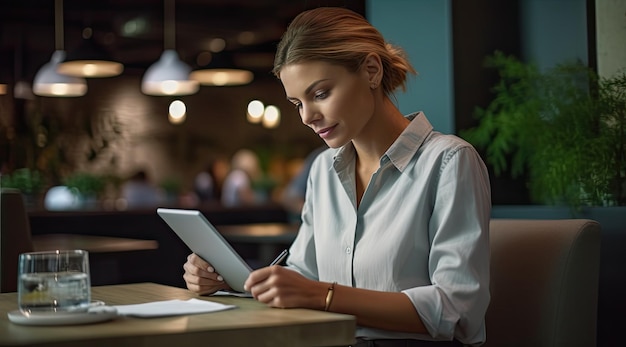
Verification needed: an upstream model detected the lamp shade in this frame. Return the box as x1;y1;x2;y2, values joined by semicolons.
0;84;7;95
33;50;87;97
190;52;253;86
57;37;124;78
190;68;253;86
141;50;199;96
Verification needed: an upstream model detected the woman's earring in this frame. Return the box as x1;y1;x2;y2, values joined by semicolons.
370;83;377;89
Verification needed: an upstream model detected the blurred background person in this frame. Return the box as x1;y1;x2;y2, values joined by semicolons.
194;164;215;204
221;149;262;207
193;156;230;205
120;169;165;209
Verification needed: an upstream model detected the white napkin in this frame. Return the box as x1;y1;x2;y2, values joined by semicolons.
113;299;236;318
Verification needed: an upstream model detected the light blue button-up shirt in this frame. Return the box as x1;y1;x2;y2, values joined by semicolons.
286;112;491;345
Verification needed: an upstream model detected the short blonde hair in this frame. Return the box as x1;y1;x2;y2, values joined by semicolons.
273;7;417;96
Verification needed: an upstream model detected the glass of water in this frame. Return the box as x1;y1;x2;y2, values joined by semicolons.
18;250;91;314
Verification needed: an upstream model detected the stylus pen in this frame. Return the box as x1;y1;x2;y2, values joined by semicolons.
269;249;289;266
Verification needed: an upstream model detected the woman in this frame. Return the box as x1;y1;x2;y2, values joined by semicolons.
183;7;491;346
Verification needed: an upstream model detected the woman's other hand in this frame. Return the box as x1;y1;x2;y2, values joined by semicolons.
183;253;230;295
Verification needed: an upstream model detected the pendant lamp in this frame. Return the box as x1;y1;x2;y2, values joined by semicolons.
33;0;87;97
57;28;124;78
33;51;87;97
190;52;253;86
141;0;198;96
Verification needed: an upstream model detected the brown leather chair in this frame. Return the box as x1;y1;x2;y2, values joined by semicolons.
484;219;601;347
0;188;34;293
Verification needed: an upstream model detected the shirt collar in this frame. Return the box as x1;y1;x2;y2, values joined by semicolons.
332;111;433;173
386;111;432;172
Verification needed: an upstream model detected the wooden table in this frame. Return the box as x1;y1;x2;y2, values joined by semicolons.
0;282;356;347
217;223;300;265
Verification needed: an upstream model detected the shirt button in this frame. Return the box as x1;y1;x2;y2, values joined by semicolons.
345;247;352;254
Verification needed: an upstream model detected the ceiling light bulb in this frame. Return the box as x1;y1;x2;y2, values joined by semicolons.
247;100;264;123
168;99;186;124
263;105;280;128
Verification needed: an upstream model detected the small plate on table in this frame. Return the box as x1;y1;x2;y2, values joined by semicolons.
7;305;118;326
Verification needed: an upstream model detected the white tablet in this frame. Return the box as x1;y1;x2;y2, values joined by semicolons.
157;208;252;293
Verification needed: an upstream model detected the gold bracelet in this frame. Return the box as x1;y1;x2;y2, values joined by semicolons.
324;282;336;311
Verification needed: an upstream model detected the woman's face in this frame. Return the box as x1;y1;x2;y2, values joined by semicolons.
279;60;375;148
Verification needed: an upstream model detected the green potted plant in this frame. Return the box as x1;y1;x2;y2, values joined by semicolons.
62;172;106;207
0;168;45;196
0;168;46;207
461;51;625;211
